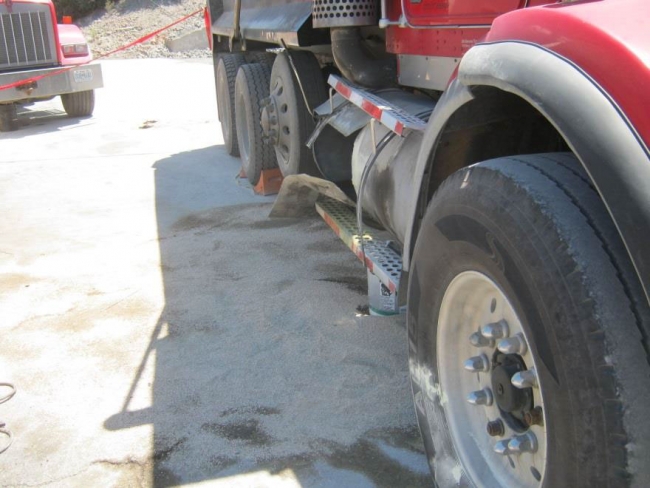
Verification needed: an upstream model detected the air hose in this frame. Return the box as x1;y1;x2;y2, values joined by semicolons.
0;382;16;455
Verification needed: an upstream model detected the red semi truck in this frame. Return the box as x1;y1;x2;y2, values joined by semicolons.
205;1;650;486
0;0;102;131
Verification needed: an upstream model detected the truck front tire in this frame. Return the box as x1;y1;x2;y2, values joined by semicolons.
61;90;95;117
0;104;19;132
408;154;650;487
234;63;276;186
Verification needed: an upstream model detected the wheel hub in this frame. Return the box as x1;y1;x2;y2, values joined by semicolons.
491;354;532;414
265;76;295;165
260;96;279;145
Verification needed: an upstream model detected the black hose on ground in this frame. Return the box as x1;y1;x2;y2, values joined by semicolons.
0;382;15;455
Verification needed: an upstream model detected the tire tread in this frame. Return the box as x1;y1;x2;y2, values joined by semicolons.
0;104;19;131
477;155;650;486
61;90;95;117
413;154;650;487
216;53;246;156
513;153;650;367
235;62;275;185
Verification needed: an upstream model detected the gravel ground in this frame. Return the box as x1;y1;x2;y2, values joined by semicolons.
79;0;210;59
0;59;431;487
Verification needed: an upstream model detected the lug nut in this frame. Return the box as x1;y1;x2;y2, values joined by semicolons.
486;419;505;437
494;439;511;455
464;354;490;373
511;368;538;389
481;320;510;339
508;432;538;454
524;406;544;427
497;333;527;355
467;388;494;406
469;331;494;348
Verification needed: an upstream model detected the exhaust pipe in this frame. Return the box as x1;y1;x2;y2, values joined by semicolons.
331;27;396;88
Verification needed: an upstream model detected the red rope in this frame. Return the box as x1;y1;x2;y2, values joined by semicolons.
0;7;206;92
95;8;205;61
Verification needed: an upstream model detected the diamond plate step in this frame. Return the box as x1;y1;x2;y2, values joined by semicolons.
315;196;402;295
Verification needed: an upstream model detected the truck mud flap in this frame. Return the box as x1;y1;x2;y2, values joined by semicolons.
269;174;355;219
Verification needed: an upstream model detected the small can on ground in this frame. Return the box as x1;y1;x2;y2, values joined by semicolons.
367;269;399;316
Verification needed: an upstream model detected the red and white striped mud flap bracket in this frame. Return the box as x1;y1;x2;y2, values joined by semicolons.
328;74;428;136
315;196;402;295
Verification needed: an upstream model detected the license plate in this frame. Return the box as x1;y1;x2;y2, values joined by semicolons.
73;69;93;83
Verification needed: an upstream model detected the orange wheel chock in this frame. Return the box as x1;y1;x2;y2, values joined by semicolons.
253;168;283;196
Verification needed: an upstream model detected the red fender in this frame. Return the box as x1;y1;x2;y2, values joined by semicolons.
486;0;650;149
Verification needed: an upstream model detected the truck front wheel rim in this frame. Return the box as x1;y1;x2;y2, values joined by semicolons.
437;271;547;487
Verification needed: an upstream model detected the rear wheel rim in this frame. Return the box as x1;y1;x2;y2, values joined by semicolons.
437;271;547;488
270;76;292;173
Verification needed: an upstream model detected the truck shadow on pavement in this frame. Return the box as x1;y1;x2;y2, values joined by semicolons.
105;145;433;487
0;105;88;139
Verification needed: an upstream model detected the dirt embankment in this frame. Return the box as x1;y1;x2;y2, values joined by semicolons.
79;0;210;59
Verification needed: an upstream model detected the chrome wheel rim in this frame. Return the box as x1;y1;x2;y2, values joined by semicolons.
269;76;292;172
437;271;547;487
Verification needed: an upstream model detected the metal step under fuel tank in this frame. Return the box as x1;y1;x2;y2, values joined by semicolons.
315;196;403;315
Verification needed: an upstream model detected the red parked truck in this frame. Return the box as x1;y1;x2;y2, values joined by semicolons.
0;0;103;131
206;1;650;486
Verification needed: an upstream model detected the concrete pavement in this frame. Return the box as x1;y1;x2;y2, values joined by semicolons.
0;59;432;487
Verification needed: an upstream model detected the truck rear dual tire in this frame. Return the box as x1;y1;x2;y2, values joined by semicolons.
234;62;276;186
408;154;650;487
246;51;275;67
215;53;246;156
61;90;95;117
